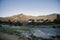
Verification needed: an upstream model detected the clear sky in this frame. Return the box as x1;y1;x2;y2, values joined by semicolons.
0;0;60;17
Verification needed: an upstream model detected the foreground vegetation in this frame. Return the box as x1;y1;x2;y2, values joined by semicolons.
0;26;31;40
0;25;60;40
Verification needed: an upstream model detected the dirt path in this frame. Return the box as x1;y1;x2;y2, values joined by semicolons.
0;32;19;40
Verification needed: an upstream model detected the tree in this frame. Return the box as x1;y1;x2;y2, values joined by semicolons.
27;19;35;25
8;19;12;25
53;14;60;24
14;21;22;26
31;20;35;25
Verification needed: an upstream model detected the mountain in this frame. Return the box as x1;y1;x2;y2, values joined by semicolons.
0;14;36;22
0;13;60;22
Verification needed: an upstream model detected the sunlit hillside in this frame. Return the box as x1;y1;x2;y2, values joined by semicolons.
0;13;60;22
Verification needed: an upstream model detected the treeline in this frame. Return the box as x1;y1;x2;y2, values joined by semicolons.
0;20;23;26
27;19;52;25
27;19;60;25
0;18;60;26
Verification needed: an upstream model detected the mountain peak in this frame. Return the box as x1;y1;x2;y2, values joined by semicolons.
19;13;24;15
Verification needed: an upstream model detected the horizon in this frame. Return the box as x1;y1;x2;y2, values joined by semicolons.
0;0;60;17
0;12;60;17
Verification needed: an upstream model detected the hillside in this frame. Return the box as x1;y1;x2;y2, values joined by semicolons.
0;13;60;22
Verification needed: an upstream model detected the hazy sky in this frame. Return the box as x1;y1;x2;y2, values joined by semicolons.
0;0;60;17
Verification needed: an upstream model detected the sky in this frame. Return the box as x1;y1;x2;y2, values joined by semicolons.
0;0;60;17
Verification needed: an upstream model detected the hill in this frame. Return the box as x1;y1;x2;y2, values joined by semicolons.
0;13;60;22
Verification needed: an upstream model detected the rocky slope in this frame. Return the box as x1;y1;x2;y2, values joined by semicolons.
0;13;60;22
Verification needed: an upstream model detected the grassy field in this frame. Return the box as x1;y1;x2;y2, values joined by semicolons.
0;26;31;40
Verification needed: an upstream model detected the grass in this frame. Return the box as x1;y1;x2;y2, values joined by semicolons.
19;28;31;31
0;27;20;35
0;26;31;37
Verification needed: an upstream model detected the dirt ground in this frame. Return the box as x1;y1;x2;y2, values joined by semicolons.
0;32;19;40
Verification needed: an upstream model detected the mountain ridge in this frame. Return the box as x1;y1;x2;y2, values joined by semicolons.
0;13;60;22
